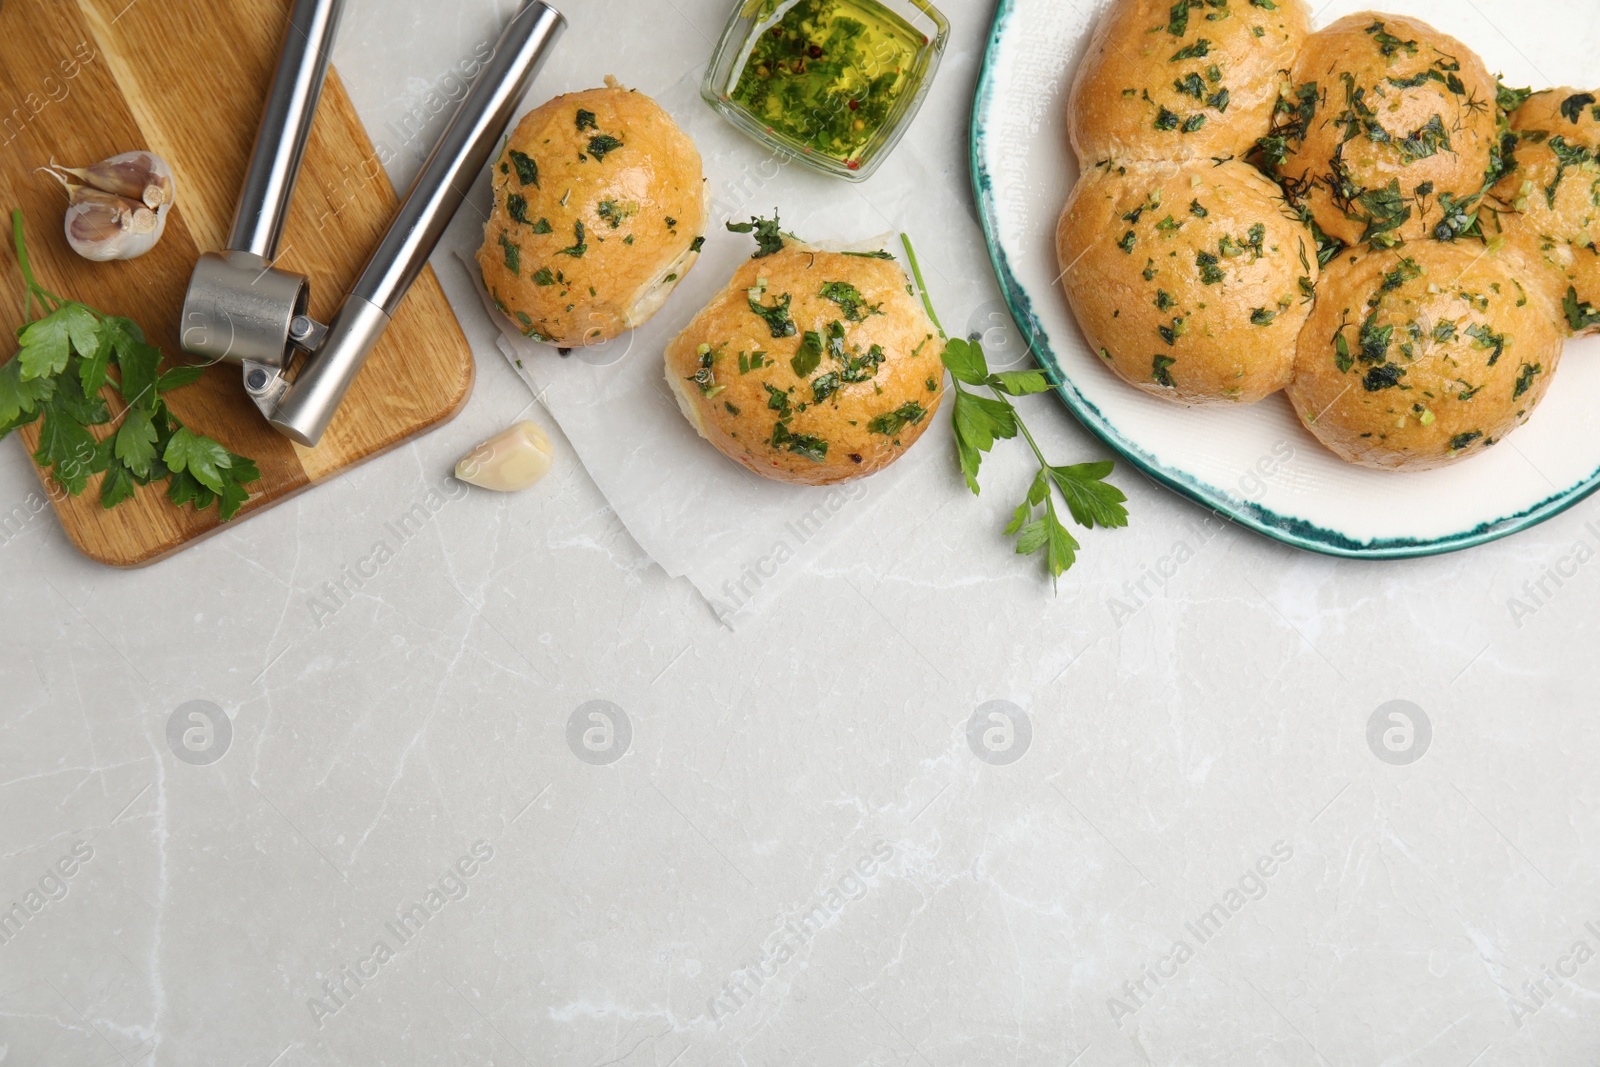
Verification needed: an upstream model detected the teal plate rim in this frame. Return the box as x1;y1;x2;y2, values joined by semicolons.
967;0;1600;560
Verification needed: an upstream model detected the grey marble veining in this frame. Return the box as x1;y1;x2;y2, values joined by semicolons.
1;0;1597;1064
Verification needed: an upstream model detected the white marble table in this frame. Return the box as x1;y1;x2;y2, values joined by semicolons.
2;0;1597;1064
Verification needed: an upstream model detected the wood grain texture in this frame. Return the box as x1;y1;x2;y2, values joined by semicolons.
0;0;475;566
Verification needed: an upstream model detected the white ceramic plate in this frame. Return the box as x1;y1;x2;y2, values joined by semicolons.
971;0;1600;557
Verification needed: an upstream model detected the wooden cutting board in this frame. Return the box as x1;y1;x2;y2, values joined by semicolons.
0;0;476;566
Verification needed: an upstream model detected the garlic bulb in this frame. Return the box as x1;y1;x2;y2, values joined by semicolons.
455;421;555;492
44;151;175;261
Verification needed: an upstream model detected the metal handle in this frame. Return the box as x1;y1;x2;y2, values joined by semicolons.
230;0;344;259
269;0;565;446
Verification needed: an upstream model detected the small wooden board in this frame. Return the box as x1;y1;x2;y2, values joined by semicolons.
0;0;476;566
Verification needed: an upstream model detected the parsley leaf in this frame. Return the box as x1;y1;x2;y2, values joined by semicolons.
114;405;160;478
18;303;98;380
163;426;233;494
905;232;1128;586
0;210;260;519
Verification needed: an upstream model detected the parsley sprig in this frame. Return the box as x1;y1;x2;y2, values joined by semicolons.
1;210;260;519
900;235;1130;585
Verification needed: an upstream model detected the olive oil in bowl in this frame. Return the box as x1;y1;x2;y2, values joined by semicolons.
703;0;949;181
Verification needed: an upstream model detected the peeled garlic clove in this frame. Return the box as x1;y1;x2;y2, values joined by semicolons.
64;187;166;262
454;420;554;492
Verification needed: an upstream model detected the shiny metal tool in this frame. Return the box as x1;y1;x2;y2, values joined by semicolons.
181;0;564;446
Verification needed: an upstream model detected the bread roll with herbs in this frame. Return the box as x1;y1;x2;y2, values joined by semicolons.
477;82;706;348
665;224;943;486
1287;243;1563;471
1056;158;1319;405
1261;14;1497;250
1068;0;1312;165
1491;87;1600;335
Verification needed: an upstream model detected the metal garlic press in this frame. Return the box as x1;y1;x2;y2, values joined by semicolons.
180;0;564;446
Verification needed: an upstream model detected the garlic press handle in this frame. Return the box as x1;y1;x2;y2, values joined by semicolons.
231;0;345;260
267;1;565;447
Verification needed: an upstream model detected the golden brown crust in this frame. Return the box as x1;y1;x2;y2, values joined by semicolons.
1286;242;1563;471
1056;159;1318;405
476;86;706;347
1268;13;1497;248
1491;87;1600;334
1068;0;1312;165
665;247;944;486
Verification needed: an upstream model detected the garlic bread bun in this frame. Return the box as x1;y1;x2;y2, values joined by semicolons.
477;83;706;348
1068;0;1312;165
1491;88;1600;335
1056;158;1319;405
665;244;943;486
1286;242;1563;471
1264;13;1497;249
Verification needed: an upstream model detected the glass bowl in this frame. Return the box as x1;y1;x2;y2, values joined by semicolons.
701;0;950;182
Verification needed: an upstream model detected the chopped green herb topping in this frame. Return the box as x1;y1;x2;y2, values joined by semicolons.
1563;287;1600;332
498;231;520;275
1396;114;1451;163
819;281;881;322
1513;363;1541;399
1153;354;1177;387
770;420;827;462
1465;322;1507;365
507;150;538;187
1363;364;1405;390
596;199;637;229
557;222;587;258
1561;92;1597;124
792;331;823;377
727;214;794;258
748;280;797;338
1365;20;1418;58
868;401;927;436
586;134;623;161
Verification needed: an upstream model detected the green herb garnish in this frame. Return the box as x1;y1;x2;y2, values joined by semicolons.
868;401;927;437
819;281;881;322
1563;287;1600;332
747;280;797;338
557;222;588;258
728;214;795;259
901;235;1128;587
507;150;538;187
498;231;520;274
586;134;623;161
1560;92;1596;124
0;211;259;518
792;330;823;377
